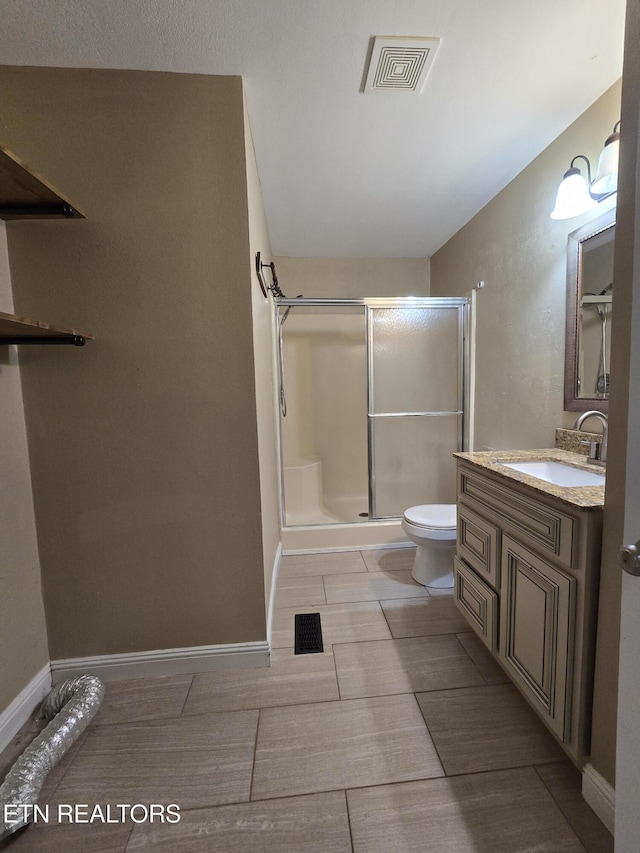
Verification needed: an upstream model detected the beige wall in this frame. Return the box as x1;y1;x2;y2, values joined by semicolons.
243;91;281;616
1;66;266;658
431;81;621;451
0;222;49;714
430;81;622;786
274;256;430;298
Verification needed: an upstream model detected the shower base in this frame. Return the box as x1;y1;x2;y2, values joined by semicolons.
283;460;367;526
281;519;411;553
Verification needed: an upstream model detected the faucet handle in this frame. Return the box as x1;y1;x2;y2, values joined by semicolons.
580;439;601;461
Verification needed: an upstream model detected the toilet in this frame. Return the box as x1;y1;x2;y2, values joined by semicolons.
401;504;457;589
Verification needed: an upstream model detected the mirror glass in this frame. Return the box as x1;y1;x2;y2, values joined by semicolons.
564;208;615;412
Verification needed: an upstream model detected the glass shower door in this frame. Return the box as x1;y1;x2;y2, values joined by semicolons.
279;304;368;525
367;302;465;519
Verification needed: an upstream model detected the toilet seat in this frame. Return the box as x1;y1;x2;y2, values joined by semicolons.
403;504;456;530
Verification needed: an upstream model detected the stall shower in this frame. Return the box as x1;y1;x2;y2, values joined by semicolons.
275;298;470;537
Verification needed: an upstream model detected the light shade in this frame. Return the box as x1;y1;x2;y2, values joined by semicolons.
550;167;598;220
591;132;620;195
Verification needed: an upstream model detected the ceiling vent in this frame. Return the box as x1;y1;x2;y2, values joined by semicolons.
363;36;440;94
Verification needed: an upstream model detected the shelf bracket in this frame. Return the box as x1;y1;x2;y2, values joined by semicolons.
0;335;86;346
0;203;78;218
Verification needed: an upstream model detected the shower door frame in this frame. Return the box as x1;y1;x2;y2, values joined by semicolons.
275;296;470;528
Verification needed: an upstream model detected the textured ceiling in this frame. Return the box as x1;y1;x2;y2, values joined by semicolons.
0;0;626;257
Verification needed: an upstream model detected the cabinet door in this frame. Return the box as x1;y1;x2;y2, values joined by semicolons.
499;535;575;742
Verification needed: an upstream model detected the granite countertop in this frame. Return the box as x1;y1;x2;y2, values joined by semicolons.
454;448;605;510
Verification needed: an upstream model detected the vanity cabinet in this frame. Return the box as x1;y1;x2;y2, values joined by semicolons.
454;457;603;765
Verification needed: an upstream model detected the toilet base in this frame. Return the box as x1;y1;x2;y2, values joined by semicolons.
410;539;455;589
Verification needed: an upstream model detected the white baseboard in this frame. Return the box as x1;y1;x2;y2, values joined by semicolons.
0;664;52;753
266;541;282;648
582;762;615;835
51;641;270;684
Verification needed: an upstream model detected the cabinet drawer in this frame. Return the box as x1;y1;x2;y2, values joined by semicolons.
457;505;500;590
454;556;498;653
499;535;575;742
458;467;574;568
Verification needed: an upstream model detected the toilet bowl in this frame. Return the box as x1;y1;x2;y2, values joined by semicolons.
401;504;457;589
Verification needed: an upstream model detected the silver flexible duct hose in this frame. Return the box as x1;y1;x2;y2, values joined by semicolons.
0;674;105;841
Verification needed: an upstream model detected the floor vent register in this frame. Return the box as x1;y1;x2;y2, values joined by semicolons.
294;613;324;654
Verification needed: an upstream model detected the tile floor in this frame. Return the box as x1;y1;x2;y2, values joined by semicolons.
0;547;614;852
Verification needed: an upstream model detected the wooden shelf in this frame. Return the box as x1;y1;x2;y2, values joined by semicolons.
0;312;94;346
0;144;85;220
0;145;90;346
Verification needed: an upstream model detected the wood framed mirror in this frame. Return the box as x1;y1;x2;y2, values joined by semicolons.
564;207;615;413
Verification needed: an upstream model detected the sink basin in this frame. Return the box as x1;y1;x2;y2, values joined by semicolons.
503;460;605;487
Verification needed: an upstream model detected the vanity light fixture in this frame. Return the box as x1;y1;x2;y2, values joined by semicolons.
550;121;620;220
592;121;621;195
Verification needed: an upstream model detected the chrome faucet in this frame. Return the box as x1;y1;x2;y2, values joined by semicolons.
574;410;608;464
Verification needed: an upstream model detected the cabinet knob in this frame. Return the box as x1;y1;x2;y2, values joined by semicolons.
619;542;640;576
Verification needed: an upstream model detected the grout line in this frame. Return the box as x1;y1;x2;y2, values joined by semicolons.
533;762;556;791
178;687;497;722
332;645;342;700
359;548;371;574
171;691;464;723
122;823;136;852
90;703;261;728
530;760;609;848
248;709;261;801
269;593;440;613
278;571;334;581
440;757;572;780
281;570;369;583
173;695;343;722
179;673;197;715
247;775;445;806
412;691;448;776
245;762;562;805
157;788;361;814
378;598;394;637
452;633;488;684
275;627;468;653
173;763;569;816
331;684;494;704
324;594;432;607
344;788;356;852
